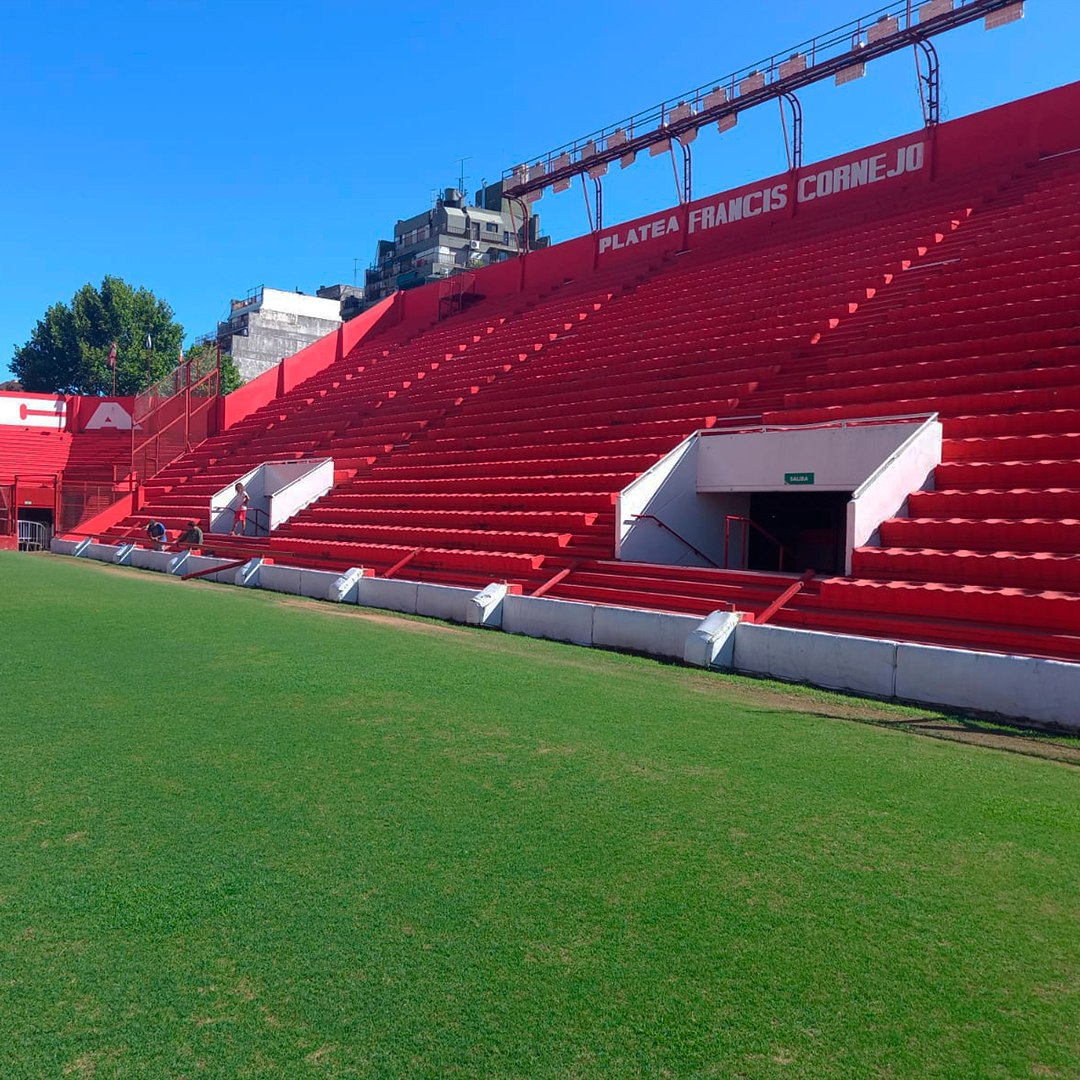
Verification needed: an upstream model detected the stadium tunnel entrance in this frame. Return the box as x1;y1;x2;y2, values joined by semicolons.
18;506;54;531
745;491;849;575
616;416;943;576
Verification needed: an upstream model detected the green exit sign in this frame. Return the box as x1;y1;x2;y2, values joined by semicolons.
784;472;815;485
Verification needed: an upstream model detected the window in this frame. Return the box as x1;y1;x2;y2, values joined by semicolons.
485;221;499;232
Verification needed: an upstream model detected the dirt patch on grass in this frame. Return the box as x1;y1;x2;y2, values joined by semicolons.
270;594;470;636
690;675;1080;766
872;716;1080;766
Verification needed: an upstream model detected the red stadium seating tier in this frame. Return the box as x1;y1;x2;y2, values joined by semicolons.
0;427;131;484
105;108;1080;660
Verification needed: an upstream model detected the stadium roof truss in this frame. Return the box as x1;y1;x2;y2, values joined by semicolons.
501;0;1027;233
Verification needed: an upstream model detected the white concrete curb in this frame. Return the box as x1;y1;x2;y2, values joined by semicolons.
502;594;597;646
357;577;419;614
895;643;1079;728
734;623;898;699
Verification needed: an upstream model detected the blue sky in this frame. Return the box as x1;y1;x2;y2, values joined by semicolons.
1;0;1074;382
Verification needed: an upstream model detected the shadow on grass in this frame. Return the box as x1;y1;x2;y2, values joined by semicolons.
801;709;1080;766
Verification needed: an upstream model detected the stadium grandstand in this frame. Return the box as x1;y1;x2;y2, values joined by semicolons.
11;0;1079;724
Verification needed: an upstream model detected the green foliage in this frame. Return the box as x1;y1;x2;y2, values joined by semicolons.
11;275;184;396
184;342;242;395
2;553;1080;1079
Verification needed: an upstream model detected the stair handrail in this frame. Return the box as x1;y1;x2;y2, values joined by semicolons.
132;363;221;481
724;515;787;572
630;513;721;568
851;411;939;499
209;504;270;536
699;412;934;439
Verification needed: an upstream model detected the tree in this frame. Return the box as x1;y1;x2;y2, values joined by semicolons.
184;342;242;395
11;276;185;396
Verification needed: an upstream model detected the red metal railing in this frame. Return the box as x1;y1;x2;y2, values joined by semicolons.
630;514;721;568
437;272;477;320
724;515;787;572
131;351;221;481
210;504;270;537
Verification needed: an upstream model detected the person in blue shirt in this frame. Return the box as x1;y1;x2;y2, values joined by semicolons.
146;520;168;551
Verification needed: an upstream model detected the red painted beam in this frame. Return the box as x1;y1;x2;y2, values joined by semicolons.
754;569;816;626
181;558;248;581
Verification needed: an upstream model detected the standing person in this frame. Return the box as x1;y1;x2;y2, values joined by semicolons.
230;482;250;536
176;521;203;549
146;520;167;551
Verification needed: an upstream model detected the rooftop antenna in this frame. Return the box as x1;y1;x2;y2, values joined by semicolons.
353;257;358;287
455;156;471;195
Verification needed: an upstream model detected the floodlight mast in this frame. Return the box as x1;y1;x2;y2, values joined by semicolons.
503;0;1026;229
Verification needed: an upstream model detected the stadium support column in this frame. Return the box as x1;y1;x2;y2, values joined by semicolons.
503;193;531;293
914;40;941;181
579;173;595;234
779;92;803;172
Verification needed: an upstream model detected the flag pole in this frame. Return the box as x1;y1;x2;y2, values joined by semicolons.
108;340;118;397
146;334;153;391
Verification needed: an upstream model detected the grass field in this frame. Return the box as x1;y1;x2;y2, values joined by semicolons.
2;551;1079;1080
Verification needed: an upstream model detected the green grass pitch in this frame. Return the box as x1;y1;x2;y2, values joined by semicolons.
1;551;1079;1079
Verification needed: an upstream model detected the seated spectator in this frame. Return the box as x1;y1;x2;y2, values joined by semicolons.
176;521;203;549
146;520;167;551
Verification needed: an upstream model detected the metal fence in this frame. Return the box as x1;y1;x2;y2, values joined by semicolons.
17;519;50;552
58;479;136;534
132;352;220;481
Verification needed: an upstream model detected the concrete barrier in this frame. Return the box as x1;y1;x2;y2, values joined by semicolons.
83;542;123;562
416;583;479;623
128;548;180;573
466;583;512;628
50;538;89;557
252;563;302;594
328;567;370;603
255;564;343;600
235;558;263;587
684;611;741;669
299;568;345;600
734;623;898;699
114;544;135;565
357;577;419;614
592;605;702;660
182;554;247;584
895;643;1080;729
166;551;191;575
502;594;596;646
